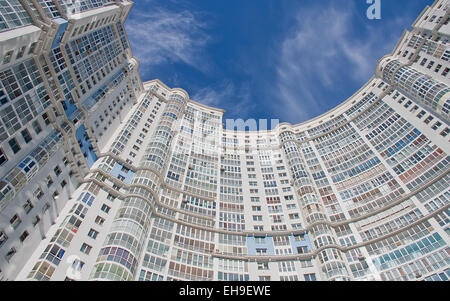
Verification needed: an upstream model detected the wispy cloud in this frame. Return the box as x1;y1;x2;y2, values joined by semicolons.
192;81;254;118
272;1;406;123
125;0;211;74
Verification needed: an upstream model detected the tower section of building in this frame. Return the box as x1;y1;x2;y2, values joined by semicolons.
0;0;143;280
2;0;450;282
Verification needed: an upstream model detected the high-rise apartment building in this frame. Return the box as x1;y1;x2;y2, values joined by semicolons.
0;0;448;281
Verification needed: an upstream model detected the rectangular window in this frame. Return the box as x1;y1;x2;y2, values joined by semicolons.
42;112;50;125
32;120;42;134
16;46;26;59
297;246;308;254
34;188;44;200
19;231;29;242
10;214;21;230
21;129;32;143
0;148;7;166
80;243;92;255
95;216;105;226
304;273;317;281
8;138;21;154
256;248;267;255
87;229;99;240
101;204;111;214
46;176;53;187
424;116;434;124
0;231;7;248
3;50;14;64
72;259;85;272
23;200;33;214
257;262;269;270
32;215;41;227
28;42;37;54
5;247;16;261
54;166;62;176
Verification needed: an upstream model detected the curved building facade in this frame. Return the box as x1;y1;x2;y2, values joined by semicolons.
0;0;448;281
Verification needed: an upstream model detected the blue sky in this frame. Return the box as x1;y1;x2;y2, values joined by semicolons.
125;0;434;126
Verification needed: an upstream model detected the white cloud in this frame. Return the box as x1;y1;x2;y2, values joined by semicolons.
192;82;234;107
192;81;254;118
125;2;211;73
273;2;405;123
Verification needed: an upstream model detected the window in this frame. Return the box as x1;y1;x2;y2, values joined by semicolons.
251;197;260;202
8;138;21;154
28;42;37;54
19;231;29;242
256;248;267;255
257;262;269;270
23;200;33;214
0;231;7;248
16;46;26;59
46;176;54;187
95;216;105;226
304;273;317;281
424;116;434;124
3;51;13;64
87;229;99;240
101;204;111;214
10;214;21;230
297;246;308;254
80;243;92;255
0;148;7;166
34;188;44;200
5;247;16;261
42;112;50;125
417;110;426;119
72;259;85;272
253;215;263;222
21;129;32;144
32;120;42;134
54;166;62;176
252;206;261;212
32;216;40;227
254;226;264;231
0;89;6;105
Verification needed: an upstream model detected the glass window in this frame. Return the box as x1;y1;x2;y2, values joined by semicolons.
8;138;20;154
2;51;13;64
304;273;317;281
16;46;26;59
0;231;7;248
19;231;28;242
21;129;32;143
23;200;33;214
80;243;92;255
32;120;42;134
0;148;7;166
87;229;99;240
10;214;21;230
